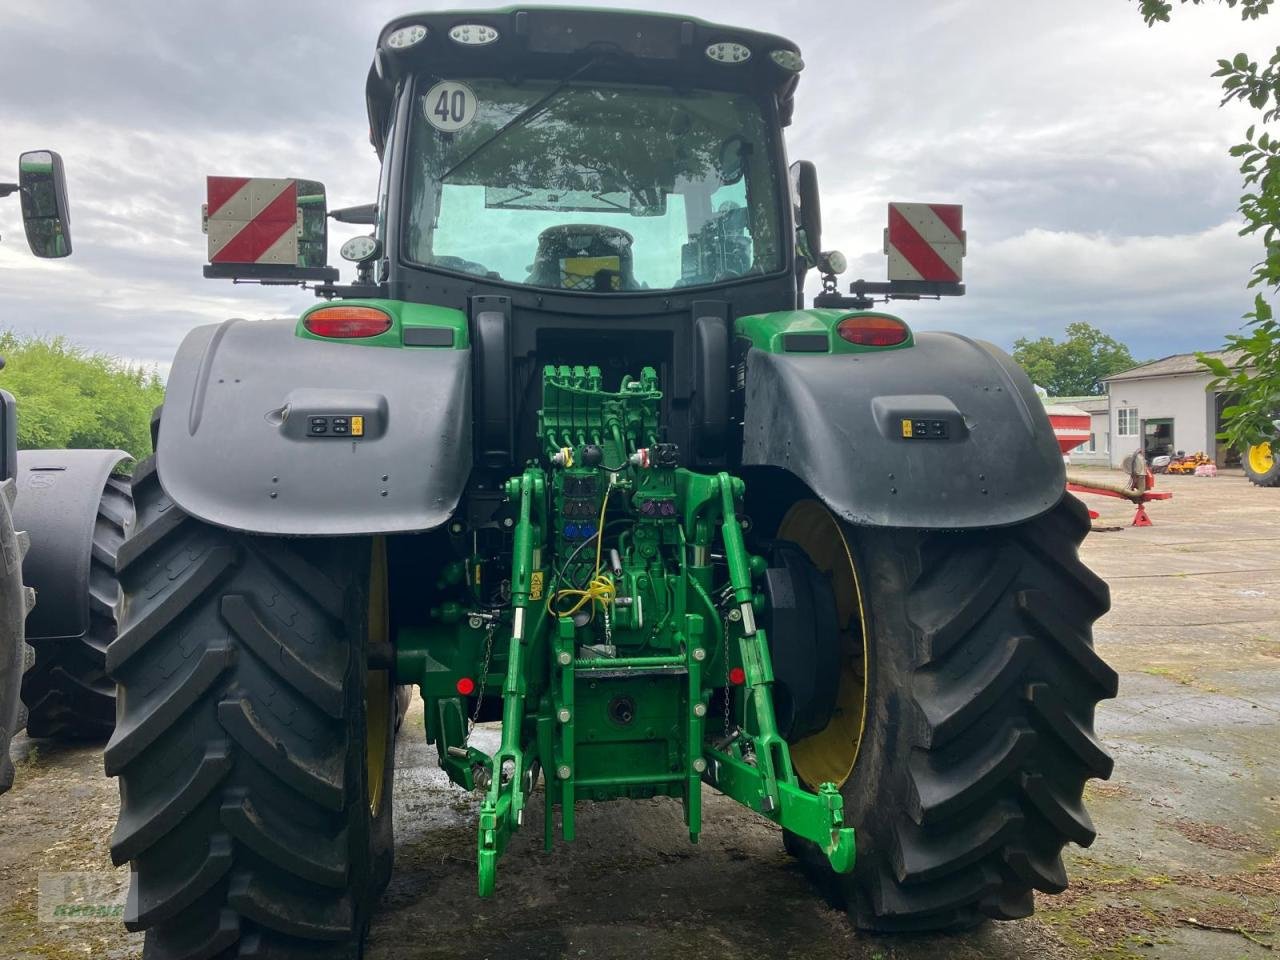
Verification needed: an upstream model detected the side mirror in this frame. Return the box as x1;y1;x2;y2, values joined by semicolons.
718;135;749;185
203;176;337;282
18;150;72;259
789;160;821;266
295;179;329;270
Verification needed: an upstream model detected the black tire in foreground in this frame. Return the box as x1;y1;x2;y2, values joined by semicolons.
1243;442;1280;487
107;458;396;959
781;494;1116;931
0;477;35;794
21;473;131;739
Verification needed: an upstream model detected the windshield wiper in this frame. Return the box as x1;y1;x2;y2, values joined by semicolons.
438;56;604;183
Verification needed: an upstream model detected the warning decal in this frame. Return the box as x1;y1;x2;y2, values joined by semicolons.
885;203;965;283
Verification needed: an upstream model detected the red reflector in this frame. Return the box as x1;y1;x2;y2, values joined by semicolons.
728;667;746;686
304;306;392;339
456;677;476;696
836;315;909;347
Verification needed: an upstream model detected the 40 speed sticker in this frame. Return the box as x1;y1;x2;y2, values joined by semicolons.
423;80;478;132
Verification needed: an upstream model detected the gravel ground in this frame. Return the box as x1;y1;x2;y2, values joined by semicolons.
1;469;1277;959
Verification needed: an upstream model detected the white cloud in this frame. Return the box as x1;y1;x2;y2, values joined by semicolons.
0;0;1273;367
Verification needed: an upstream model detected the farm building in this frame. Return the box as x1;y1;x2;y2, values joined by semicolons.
1099;349;1244;469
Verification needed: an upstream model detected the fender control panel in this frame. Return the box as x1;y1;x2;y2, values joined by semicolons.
281;390;386;442
308;415;365;438
900;418;949;440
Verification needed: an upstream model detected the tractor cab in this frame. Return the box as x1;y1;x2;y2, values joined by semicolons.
358;8;813;312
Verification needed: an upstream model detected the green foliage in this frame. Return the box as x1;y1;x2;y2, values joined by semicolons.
1012;322;1138;396
1137;0;1272;25
1138;0;1280;450
0;331;163;456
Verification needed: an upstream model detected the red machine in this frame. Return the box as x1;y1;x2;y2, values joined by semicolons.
1066;454;1171;527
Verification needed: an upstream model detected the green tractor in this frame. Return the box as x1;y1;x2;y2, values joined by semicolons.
0;151;133;793
107;9;1116;956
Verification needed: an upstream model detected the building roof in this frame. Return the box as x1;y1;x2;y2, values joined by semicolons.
1102;349;1245;383
1047;395;1109;413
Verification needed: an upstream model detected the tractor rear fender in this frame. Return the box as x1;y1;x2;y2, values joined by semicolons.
15;448;132;642
155;318;471;536
0;390;16;484
741;332;1066;528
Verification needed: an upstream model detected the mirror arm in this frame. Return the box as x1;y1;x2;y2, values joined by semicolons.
329;203;378;225
0;183;17;199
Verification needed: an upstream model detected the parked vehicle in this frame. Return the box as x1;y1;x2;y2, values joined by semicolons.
0;152;132;794
99;11;1114;956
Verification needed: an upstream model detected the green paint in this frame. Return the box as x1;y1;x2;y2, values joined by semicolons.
296;298;468;348
395;364;854;895
735;307;914;354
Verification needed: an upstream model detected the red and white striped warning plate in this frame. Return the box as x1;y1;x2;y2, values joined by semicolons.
885;203;965;283
205;177;300;266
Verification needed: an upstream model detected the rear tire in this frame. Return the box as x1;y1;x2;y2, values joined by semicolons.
1243;442;1280;487
0;477;35;794
107;458;395;958
21;473;130;739
783;495;1116;931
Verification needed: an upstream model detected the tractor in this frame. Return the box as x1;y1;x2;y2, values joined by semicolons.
0;151;133;795
105;9;1116;957
1243;435;1280;486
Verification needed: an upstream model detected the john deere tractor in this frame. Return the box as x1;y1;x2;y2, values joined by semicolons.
106;9;1116;956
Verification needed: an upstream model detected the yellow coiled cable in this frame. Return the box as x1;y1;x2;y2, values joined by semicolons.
549;481;614;619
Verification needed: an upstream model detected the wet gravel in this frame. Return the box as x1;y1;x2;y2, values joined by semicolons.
2;470;1277;959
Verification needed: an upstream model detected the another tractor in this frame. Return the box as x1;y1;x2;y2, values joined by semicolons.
0;151;133;795
106;10;1116;957
1243;438;1280;486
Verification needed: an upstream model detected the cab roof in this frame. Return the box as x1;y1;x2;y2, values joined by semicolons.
365;6;803;155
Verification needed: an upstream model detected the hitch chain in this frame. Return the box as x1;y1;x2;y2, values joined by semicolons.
723;611;733;740
467;619;498;742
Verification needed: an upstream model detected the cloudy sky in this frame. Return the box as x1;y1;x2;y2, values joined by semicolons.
0;0;1270;371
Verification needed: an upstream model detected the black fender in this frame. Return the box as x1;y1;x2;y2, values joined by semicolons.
156;319;471;536
741;333;1065;528
14;448;132;643
0;389;16;483
0;476;29;792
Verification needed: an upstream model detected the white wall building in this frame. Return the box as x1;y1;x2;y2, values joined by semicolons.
1100;349;1243;469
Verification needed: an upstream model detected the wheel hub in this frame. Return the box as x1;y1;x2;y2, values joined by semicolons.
775;500;868;790
1249;442;1274;475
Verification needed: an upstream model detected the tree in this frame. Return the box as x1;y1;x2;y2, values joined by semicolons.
1138;1;1280;450
0;331;164;457
1012;322;1138;396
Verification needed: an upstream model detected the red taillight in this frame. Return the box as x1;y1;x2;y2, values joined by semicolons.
728;667;746;686
835;315;910;347
456;677;476;696
304;306;392;339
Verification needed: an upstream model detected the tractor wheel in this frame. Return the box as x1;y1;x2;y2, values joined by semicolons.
106;457;396;958
778;494;1116;931
1243;442;1280;487
0;477;35;794
21;473;131;739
